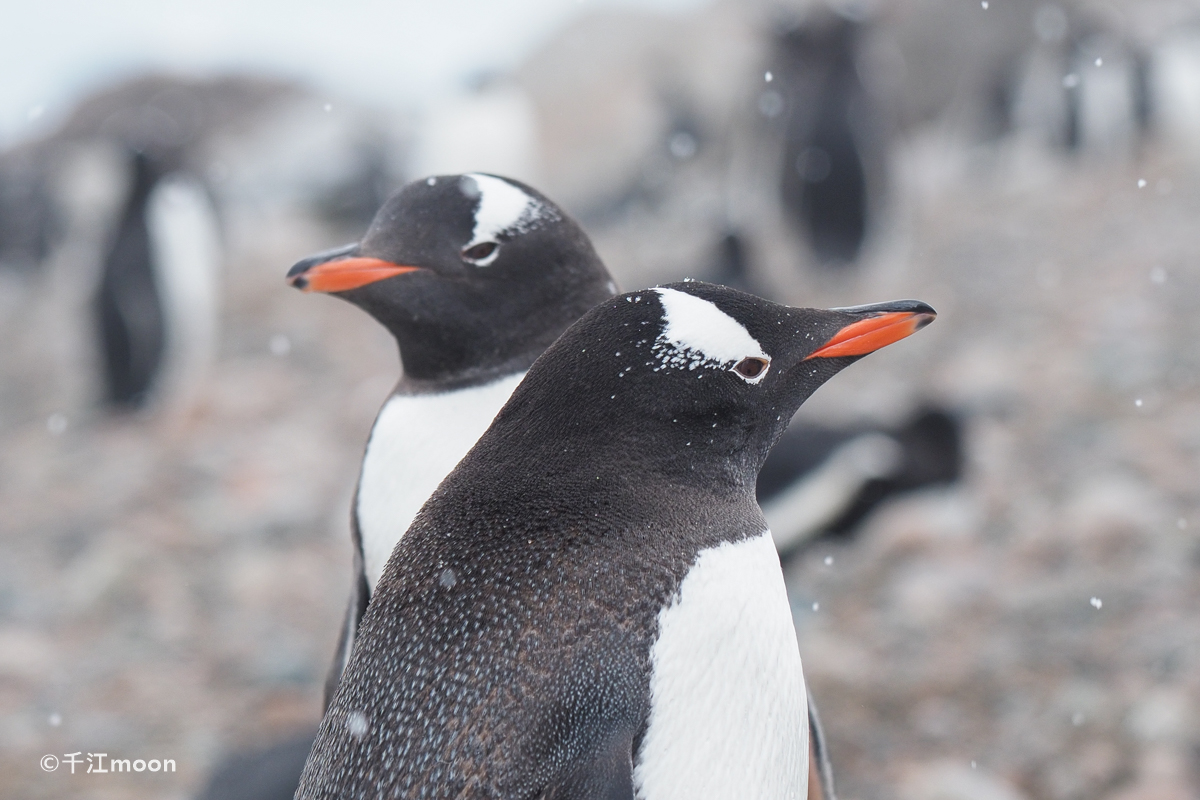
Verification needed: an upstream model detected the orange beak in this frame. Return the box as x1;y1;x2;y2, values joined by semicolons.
288;255;421;293
806;303;936;359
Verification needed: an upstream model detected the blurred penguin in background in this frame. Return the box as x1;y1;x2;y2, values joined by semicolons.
1066;35;1151;155
67;79;234;414
95;150;166;408
770;9;886;269
5;74;407;417
94;148;221;412
1152;21;1200;155
1009;4;1151;158
760;407;963;557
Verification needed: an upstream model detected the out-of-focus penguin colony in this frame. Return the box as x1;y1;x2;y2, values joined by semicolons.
3;0;1199;798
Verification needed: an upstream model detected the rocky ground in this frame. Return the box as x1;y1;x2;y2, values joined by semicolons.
786;136;1200;800
2;127;1199;800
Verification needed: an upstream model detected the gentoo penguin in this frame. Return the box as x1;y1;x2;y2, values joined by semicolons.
773;13;882;267
288;176;840;800
696;236;961;553
298;281;935;799
287;172;617;703
94;149;220;410
95;151;166;407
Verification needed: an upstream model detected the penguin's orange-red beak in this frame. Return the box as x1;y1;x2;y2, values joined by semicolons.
806;303;936;359
288;256;421;293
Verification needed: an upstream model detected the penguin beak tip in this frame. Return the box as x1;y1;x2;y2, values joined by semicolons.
808;301;936;360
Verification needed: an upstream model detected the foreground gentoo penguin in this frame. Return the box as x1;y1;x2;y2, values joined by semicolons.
298;282;935;799
283;175;838;800
287;173;618;700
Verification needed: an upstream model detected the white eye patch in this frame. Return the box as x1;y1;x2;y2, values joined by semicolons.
652;288;770;383
460;174;557;265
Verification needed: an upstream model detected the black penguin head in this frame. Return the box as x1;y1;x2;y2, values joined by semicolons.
286;173;615;382
490;281;935;490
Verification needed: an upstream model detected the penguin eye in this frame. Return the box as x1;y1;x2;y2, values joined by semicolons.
461;242;499;264
732;357;770;381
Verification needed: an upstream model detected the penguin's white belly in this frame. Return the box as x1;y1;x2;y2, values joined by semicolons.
146;174;221;412
634;530;808;800
356;372;525;591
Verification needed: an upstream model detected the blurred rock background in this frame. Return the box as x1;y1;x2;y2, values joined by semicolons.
2;0;1199;798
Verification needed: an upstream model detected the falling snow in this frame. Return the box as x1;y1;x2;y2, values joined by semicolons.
346;711;369;739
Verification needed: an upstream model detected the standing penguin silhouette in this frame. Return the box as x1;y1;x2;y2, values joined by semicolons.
773;14;883;268
95;151;167;408
94;150;220;411
298;282;935;799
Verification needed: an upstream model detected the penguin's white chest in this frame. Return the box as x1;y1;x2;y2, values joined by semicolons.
355;372;524;591
145;174;221;410
634;530;808;800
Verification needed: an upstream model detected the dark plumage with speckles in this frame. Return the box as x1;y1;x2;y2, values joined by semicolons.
297;282;934;799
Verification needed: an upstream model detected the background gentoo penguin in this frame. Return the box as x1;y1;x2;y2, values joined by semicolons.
94;149;221;411
287;172;618;702
297;281;935;799
760;407;962;556
772;12;884;268
95;151;167;407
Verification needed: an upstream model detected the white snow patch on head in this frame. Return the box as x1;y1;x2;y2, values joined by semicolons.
461;174;557;261
652;288;768;379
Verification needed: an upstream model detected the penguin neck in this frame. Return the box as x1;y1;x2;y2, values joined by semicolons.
388;319;545;393
389;279;614;393
450;418;765;550
485;395;769;497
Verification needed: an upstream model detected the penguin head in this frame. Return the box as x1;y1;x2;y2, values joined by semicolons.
287;173;615;382
492;281;935;490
